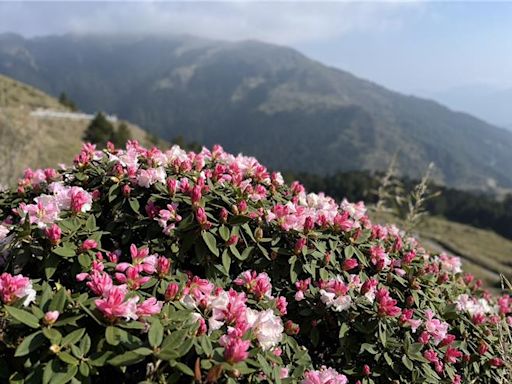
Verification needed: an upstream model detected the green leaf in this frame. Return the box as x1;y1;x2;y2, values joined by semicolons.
85;215;97;231
105;326;123;346
53;244;76;258
5;306;40;328
339;323;350;338
49;288;67;313
108;184;119;203
344;245;355;259
79;362;90;378
199;335;213;356
237;246;253;261
14;331;46;356
43;328;63;344
219;225;230;242
79;334;91;355
222;250;231;275
173;362;194;376
44;254;60;279
128;198;140;214
378;322;387;347
402;355;414;371
108;351;146;366
49;365;78;384
77;254;91;269
62;329;85;347
58;352;79;366
148;319;164;348
289;255;298;283
201;231;219;256
159;329;189;360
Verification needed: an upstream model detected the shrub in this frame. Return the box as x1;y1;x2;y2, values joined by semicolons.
0;141;510;383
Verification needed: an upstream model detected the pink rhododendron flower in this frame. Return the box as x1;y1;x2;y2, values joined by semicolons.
44;223;62;245
319;276;352;312
116;244;157;275
221;336;250;363
444;347;462;363
376;288;401;317
0;272;36;306
302;366;348;384
342;258;358;271
115;267;151;290
424;309;449;345
18;195;60;228
136;297;163;317
69;186;93;213
136;167;166;188
165;283;180;301
95;285;139;321
82;271;113;296
370;245;391;271
234;270;272;300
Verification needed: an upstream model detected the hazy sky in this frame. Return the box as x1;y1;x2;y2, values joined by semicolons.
1;1;512;94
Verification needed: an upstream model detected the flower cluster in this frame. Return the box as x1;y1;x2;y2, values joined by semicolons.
16;182;92;228
0;141;510;383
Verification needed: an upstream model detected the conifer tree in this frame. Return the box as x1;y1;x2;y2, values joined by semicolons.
83;112;114;148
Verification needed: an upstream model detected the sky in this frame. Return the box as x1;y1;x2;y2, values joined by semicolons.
1;1;512;95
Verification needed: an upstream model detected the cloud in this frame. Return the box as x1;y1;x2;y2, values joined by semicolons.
0;1;423;44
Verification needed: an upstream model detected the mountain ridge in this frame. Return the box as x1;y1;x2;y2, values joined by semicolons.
1;33;512;190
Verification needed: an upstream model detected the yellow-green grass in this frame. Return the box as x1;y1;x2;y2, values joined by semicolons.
0;75;159;185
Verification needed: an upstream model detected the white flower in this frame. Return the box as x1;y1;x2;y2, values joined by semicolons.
0;224;9;240
246;308;283;350
320;289;352;312
21;282;36;307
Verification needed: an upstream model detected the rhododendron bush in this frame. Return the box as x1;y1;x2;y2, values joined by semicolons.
0;142;510;383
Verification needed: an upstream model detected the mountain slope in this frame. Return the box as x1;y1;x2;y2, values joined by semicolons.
2;33;512;190
0;74;154;185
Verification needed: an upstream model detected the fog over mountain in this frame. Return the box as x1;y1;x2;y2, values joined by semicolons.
418;85;512;130
2;33;512;191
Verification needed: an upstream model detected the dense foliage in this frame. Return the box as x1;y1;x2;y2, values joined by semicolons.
290;170;512;241
0;142;511;384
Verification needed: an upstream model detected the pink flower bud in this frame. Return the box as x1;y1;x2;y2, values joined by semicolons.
342;258;358;271
167;178;177;196
294;238;307;254
303;216;314;232
227;235;239;246
43;311;59;325
191;185;202;204
81;239;98;251
219;207;229;223
165;283;180;301
156;256;171;277
122;185;131;197
238;200;247;213
284;320;300;335
44;224;62;245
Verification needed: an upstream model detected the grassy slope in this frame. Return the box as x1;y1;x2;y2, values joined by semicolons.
0;75;157;185
372;211;512;289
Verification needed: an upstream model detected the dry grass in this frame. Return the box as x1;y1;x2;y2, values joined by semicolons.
0;75;159;186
